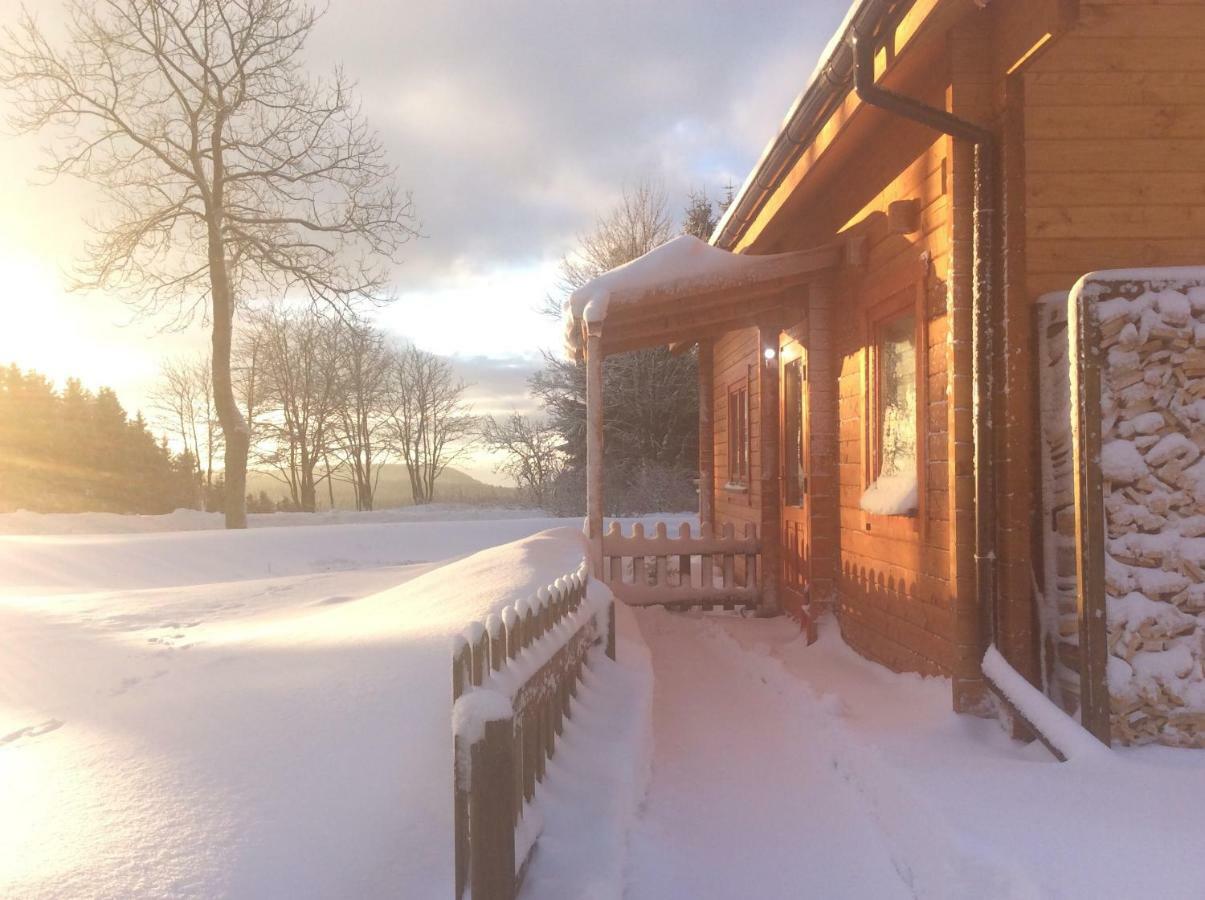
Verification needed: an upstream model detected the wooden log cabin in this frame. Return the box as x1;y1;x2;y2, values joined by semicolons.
565;0;1205;729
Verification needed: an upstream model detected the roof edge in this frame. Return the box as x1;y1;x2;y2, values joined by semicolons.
710;0;903;251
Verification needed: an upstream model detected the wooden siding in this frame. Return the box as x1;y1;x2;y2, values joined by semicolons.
1024;2;1205;296
714;327;761;532
708;0;1205;712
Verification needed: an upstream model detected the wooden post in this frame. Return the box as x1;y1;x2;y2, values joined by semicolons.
698;339;716;532
757;320;782;616
605;600;616;660
585;324;605;577
469;715;517;900
805;278;839;620
1069;289;1111;746
452;638;471;899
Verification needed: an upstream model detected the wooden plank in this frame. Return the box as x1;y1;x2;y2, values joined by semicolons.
1026;71;1205;107
1026;237;1205;273
1027;171;1205;207
1074;3;1205;38
610;581;759;608
1029;204;1205;240
602;531;760;556
468;716;517;900
1031;36;1205;72
1027;138;1205;173
1068;285;1112;747
1026;104;1205;140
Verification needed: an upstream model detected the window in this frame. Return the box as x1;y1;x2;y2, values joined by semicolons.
783;358;805;507
861;308;919;516
727;382;749;487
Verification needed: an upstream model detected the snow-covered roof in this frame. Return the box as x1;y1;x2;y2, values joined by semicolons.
563;235;838;358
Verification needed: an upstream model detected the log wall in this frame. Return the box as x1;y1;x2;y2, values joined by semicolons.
1024;1;1205;297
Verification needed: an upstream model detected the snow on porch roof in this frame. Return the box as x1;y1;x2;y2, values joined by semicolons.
563;234;839;358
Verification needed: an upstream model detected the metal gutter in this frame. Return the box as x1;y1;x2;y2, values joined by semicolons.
711;0;903;250
850;29;1000;660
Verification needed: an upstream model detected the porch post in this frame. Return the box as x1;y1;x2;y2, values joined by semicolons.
585;324;605;577
697;339;716;532
757;320;782;616
805;279;839;614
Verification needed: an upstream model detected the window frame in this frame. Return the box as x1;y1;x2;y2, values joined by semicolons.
863;281;927;525
725;377;750;491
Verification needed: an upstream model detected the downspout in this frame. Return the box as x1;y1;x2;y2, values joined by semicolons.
850;32;1000;656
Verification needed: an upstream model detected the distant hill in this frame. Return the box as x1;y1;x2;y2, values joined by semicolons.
245;464;519;510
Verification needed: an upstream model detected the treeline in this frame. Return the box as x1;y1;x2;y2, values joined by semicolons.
155;307;474;513
0;365;196;514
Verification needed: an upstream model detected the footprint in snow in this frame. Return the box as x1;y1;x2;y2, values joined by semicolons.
0;719;64;747
316;595;355;606
110;676;142;696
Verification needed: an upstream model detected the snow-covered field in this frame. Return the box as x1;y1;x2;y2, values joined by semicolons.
0;508;597;898
5;506;1205;899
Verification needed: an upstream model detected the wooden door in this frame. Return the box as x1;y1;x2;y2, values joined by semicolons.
779;330;814;638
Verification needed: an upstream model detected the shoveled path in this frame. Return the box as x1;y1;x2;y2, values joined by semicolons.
623;609;911;900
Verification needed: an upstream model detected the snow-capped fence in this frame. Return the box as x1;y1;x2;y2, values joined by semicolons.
451;562;614;900
601;520;761;609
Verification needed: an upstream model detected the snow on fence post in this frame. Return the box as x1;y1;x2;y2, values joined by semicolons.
451;560;613;899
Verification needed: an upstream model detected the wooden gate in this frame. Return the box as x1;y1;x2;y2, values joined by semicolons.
601;520;760;610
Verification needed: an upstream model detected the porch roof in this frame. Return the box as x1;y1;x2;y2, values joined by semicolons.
563;235;840;359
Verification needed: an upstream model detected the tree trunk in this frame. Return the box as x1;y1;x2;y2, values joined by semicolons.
212;300;249;529
207;122;248;530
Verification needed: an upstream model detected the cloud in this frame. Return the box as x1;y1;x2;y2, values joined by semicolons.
307;0;854;285
0;0;854;428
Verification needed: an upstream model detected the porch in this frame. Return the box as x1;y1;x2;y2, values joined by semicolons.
564;235;846;628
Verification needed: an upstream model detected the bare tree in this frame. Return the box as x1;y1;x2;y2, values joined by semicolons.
481;412;564;508
542;180;674;317
330;318;394;510
249;305;344;512
150;354;222;507
534;181;698;500
1;0;417;528
389;346;474;505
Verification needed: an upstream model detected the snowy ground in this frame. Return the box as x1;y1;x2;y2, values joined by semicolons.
0;508;587;898
629;610;1205;900
5;507;1205;899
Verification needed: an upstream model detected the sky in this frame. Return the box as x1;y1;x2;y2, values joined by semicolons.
0;0;850;484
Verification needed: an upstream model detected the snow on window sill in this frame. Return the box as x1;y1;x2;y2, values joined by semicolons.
859;472;918;518
722;482;749;494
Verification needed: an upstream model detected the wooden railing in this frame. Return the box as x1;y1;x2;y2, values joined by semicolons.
451;561;614;900
602;521;761;610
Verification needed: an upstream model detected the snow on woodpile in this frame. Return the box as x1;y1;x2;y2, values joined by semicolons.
1078;267;1205;747
1037;292;1082;716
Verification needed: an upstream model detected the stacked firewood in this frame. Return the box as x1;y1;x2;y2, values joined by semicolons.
1096;283;1205;747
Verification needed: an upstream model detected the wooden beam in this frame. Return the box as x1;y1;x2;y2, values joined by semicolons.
757;320;782;616
602;299;804;357
698;340;716;532
603;243;841;311
602;262;833;335
585;325;605;577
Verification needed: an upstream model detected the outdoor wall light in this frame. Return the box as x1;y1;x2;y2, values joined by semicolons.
763;347;776;361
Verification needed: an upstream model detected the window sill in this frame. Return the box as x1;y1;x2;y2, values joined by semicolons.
722;482;749;494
